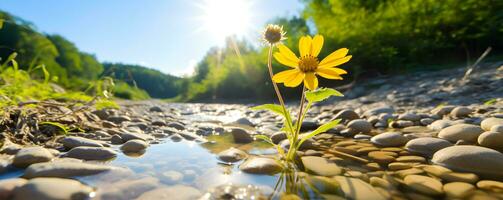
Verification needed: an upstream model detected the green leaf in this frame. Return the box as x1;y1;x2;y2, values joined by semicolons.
254;134;274;145
252;104;292;120
39;122;68;135
305;88;343;103
297;119;341;148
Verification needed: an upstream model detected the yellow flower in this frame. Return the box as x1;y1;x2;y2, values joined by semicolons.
272;35;351;90
261;24;286;46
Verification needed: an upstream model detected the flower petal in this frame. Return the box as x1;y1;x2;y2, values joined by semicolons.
274;52;297;68
311;35;324;57
272;69;300;83
277;44;300;63
284;72;305;88
318;55;352;69
304;72;318;90
316;67;344;80
319;48;349;66
299;36;312;57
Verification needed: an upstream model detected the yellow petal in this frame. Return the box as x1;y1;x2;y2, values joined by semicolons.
304;72;318;90
284;72;305;88
318;55;352;69
277;44;300;63
299;36;312;57
311;35;324;57
274;52;297;68
319;48;349;66
316;67;344;80
272;69;300;83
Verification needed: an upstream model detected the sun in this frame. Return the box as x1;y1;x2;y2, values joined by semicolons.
196;0;253;38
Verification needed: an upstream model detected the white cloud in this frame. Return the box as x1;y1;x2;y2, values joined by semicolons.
173;59;197;77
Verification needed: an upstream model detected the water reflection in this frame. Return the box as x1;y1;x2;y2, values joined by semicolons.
270;168;344;199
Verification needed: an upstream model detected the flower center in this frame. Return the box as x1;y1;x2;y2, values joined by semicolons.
298;55;319;72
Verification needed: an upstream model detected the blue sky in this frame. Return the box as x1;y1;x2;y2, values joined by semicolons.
1;0;303;76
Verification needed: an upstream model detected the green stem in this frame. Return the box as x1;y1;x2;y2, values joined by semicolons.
287;86;306;161
266;45;295;139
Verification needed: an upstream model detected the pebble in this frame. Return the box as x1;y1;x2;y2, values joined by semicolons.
396;155;426;163
432;145;503;178
12;147;54;168
438;124;484;143
270;132;287;144
420;118;434;126
334;109;359;122
239;157;282;174
167;122;185;130
398;113;421;121
431;105;455;116
440;172;479;183
443;182;475;198
491;125;503;133
217;147;248;162
23;161;112;178
347;119;372;134
61;136;103;149
368;151;396;165
422;165;451;177
121;131;152;142
481;118;503;131
64;147;117;160
334;176;386;200
371;132;408;147
111;134;124;144
450;106;473;118
136;185;201;200
388;162;415;171
12;177;93;200
0;178;27;200
370;177;393;189
363;106;394;118
477;180;503;192
404;137;452;157
390;120;414;128
404;175;444;196
478;131;503;150
229;127;253;143
428;119;456;130
301;156;342;176
120;139;148;153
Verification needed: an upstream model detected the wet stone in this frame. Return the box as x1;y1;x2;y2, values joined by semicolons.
23;161;112;178
334;176;387;200
478;131;503;150
405;137;452;157
481;118;503;131
239;157;282;174
230;127;253;143
217;147;248;163
404;175;444;196
12;177;93;200
438;124;484;143
0;178;27;200
347;119;372;134
443;182;475;198
12;147;54;168
64;147;117;160
371;132;408;147
120;139;148;153
301;156;342;176
61;136;103;149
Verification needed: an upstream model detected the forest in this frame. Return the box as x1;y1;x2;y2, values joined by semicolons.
1;0;501;102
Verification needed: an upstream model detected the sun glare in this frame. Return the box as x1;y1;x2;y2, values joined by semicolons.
197;0;253;39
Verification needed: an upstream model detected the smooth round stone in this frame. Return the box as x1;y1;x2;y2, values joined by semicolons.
136;185;201;200
229;127;253;143
217;147;247;162
481;118;503;131
396;156;426;163
270;132;287;144
371;132;408;147
334;176;386;200
64;147;117;160
334;109;359;122
239;157;282;174
347;119;372;134
390;120;414;128
432;145;503;178
431;105;455;116
404;175;444;196
428;120;456;131
301;156;342;176
443;182;475;198
12;147;54;168
234;117;254;126
440;172;479;183
388;162;415;171
405;137;452;157
0;178;27;200
398;113;421;121
354;134;372;140
12;178;93;200
422;165;451;177
491;125;503;133
450;106;473;118
61;136;103;149
438;124;484;143
363;106;394;118
167;122;185;130
420;118;434;126
120;139;148;153
368;151;396;165
369;177;393;189
24;161;112;178
476;180;503;192
121;132;152;142
478;131;503;150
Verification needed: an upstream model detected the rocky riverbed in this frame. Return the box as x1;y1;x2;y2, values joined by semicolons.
0;63;502;200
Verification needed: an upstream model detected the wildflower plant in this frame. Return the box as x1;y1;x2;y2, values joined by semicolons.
254;24;351;165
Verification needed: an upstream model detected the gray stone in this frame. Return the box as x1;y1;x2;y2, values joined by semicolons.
301;156;342;176
0;178;27;200
149;106;163;112
270;132;287;144
230;127;253;143
398;113;421;121
12;147;54;168
234;117;254;126
371;132;408;147
334;109;359;122
438;124;484;143
111;134;124;144
478;131;503;150
420;118;434;126
432;145;503;179
347;119;372;134
24;161;111;178
390;120;414;128
107;116;131;124
64;147;117;160
217;147;248;163
12;178;93;200
120;139;148;153
491;125;503;133
121;131;152;142
61;136;103;149
363;106;394;117
405;137;452;157
481;118;503;131
428;120;456;130
431;105;455;116
167;122;185;130
239;157;282;174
